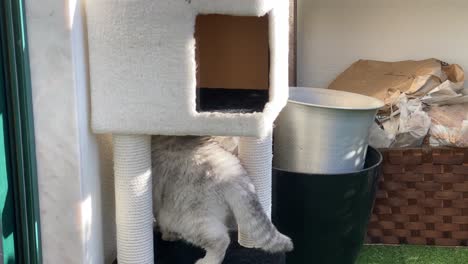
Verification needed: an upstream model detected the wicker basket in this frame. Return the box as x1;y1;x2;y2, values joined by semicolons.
367;147;468;246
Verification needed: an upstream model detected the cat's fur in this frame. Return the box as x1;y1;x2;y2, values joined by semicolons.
151;136;293;264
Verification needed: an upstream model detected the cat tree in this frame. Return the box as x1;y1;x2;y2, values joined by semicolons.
85;0;289;263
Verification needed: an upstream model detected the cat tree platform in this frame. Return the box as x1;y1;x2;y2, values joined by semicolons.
86;0;288;137
85;0;289;263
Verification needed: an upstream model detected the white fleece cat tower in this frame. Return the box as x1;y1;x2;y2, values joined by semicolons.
85;0;288;263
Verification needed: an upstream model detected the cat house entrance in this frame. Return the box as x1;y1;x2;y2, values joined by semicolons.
195;14;270;113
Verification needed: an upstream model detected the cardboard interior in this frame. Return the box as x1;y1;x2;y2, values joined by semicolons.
195;14;270;90
195;14;270;112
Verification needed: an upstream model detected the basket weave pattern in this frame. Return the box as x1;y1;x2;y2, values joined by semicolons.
367;147;468;246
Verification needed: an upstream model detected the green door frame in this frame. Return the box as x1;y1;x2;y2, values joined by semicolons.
0;0;42;263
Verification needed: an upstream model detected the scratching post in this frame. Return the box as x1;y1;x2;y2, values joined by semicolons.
238;129;273;248
113;135;153;264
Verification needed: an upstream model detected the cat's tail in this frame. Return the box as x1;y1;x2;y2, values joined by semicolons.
223;180;294;253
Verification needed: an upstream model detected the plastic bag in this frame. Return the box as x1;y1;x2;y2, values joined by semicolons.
368;123;394;148
391;95;431;148
369;95;431;148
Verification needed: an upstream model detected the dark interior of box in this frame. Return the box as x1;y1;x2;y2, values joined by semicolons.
195;14;270;113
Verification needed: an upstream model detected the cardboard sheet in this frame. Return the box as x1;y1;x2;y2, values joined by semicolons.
328;59;465;110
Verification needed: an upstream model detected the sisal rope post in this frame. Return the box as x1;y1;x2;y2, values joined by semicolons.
113;135;154;264
237;129;273;248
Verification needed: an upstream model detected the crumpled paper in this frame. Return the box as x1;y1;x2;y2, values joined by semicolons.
421;76;468;106
428;104;468;147
330;58;467;148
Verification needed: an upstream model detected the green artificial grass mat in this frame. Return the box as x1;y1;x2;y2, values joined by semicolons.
356;245;468;264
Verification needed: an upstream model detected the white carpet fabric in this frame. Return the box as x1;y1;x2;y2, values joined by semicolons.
238;130;273;248
113;135;153;264
86;0;289;137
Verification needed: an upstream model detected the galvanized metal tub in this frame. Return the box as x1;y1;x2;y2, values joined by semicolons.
273;87;384;174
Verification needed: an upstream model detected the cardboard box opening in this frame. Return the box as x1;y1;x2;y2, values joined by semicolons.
195;14;270;113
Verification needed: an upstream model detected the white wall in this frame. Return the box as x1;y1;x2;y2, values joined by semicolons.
297;0;468;88
27;0;85;262
26;0;115;263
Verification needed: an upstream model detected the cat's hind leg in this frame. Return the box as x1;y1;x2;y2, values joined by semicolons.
182;220;230;264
